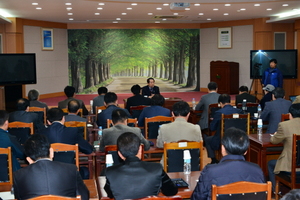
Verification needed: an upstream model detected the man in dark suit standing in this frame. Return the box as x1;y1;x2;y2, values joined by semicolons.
142;77;160;98
261;87;291;133
125;84;151;114
13;134;89;200
235;86;256;106
204;94;243;164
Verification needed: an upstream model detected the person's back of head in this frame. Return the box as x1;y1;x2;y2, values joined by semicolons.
28;89;39;101
218;94;231;104
172;101;190;117
208;82;218;91
117;132;141;159
131;84;141;95
272;87;285;99
68;100;80;114
16;98;30;111
281;189;300;200
222;127;249;155
104;92;118;104
47;108;64;123
0;110;9;127
24;134;50;161
112;109;128;124
64;86;75;98
289;103;300;118
98;87;108;95
239;86;248;93
151;94;165;106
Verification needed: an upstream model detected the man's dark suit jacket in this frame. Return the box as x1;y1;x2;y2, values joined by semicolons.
13;160;89;200
142;85;160;97
41;122;93;154
125;94;151;112
235;92;256;106
58;97;89;115
9;111;46;134
97;105;131;129
105;156;177;200
29;100;49;111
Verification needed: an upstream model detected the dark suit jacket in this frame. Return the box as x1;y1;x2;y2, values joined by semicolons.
260;92;272;110
41;122;93;154
58;97;89;115
65;114;87;122
29;100;49;111
141;86;160;97
13;160;89;200
125;94;151;112
138;105;171;127
104;156;177;200
191;155;265;200
97;105;131;129
235;92;256;106
261;98;291;133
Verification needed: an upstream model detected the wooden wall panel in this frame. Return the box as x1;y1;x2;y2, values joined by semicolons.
254;32;272;50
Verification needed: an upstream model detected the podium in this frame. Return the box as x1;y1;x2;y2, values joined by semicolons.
210;61;239;94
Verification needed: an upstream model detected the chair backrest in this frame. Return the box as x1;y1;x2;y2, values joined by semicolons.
62;108;83;117
0;147;13;185
51;143;79;169
163;141;203;172
95;106;106;121
8;121;34;145
130;105;149;119
64;121;87;140
221;113;250;137
290;134;300;187
281;113;290;122
211;181;272;200
106;118;138;128
28;195;80;200
163;98;183;111
144;116;174;139
28;106;47;125
133;196;182;200
237;103;259;117
208;103;221;119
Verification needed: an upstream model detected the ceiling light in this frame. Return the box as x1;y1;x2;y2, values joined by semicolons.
224;13;229;15
32;3;38;5
213;8;218;11
199;13;204;15
98;3;105;5
65;3;72;6
185;8;190;10
95;13;100;15
282;4;289;7
254;4;260;6
277;10;300;18
194;4;200;6
148;13;153;15
240;8;246;11
156;7;162;10
293;9;299;11
97;7;103;10
162;18;167;21
66;7;72;10
163;4;169;6
131;3;137;6
116;18;121;20
207;18;211;20
225;4;231;6
68;13;73;15
155;21;160;23
121;13;127;15
69;18;74;20
113;21;118;23
174;13;178;15
266;8;272;11
127;8;132;10
36;7;42;10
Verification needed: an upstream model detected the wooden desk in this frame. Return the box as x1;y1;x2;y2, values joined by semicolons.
84;179;99;200
248;134;283;177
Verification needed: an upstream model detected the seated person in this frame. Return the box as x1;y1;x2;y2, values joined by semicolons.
100;109;150;152
142;77;160;98
125;84;151;114
204;94;243;164
93;87;107;114
281;189;300;200
28;89;49;111
0;110;24;172
58;86;89;115
235;85;256;106
13;134;89;200
260;84;275;110
97;92;131;129
268;103;300;192
104;132;178;200
65;100;87;122
138;94;171;127
191;127;265;200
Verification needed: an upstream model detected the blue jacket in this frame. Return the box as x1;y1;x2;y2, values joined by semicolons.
191;154;265;200
262;67;283;88
138;106;171;127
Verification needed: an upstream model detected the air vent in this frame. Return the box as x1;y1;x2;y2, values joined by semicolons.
154;15;184;19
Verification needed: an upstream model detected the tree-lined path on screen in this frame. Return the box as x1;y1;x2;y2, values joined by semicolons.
106;77;195;94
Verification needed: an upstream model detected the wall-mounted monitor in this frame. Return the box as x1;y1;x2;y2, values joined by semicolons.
250;49;298;79
0;53;37;85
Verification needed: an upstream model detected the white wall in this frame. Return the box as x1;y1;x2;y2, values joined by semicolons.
24;26;68;95
200;25;253;89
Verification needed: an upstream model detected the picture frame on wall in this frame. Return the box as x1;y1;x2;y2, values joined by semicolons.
41;28;53;50
218;27;232;49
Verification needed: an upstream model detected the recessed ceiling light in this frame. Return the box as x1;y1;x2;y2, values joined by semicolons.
194;4;200;6
98;3;105;5
224;13;229;15
32;3;38;5
66;7;72;10
36;7;42;10
199;13;204;15
174;13;178;15
163;3;169;6
282;4;289;7
148;13;153;15
240;8;246;11
131;3;137;6
155;21;160;23
254;4;260;6
65;3;72;6
116;18;121;20
266;8;272;11
162;18;167;21
185;8;190;10
207;18;211;20
121;13;127;15
113;21;118;23
95;13;100;15
127;7;132;10
225;4;231;6
213;8;218;11
68;13;73;15
69;18;74;20
156;7;162;10
97;7;103;10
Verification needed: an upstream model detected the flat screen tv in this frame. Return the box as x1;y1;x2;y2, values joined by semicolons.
0;53;37;85
250;49;298;79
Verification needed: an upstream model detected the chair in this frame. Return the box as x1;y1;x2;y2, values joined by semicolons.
95;106;106;121
211;181;272;200
28;195;80;199
64;121;87;140
163;98;183;111
208;103;221;135
144;116;174;139
106;118;138;128
221;113;250;137
163;141;203;172
28;106;47;125
8;121;34;145
62;108;83;117
0;147;13;186
237;103;259;117
275;134;300;200
133;196;182;200
130;105;149;119
281;113;290;122
51;143;79;169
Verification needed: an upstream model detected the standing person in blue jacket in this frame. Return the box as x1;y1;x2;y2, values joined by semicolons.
262;58;283;88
